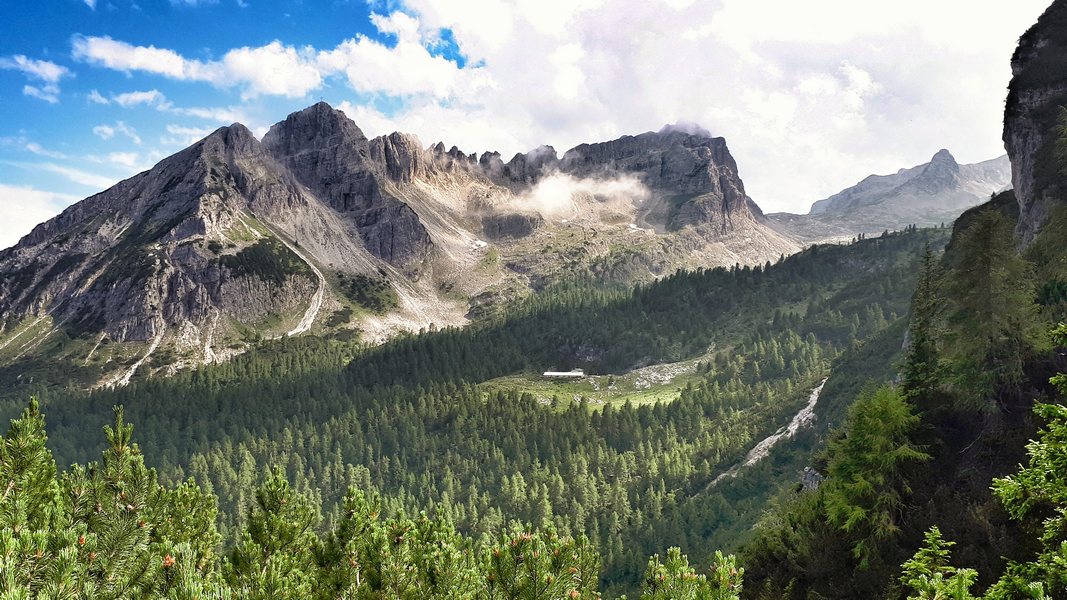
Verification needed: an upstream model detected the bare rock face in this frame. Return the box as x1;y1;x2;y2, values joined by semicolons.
262;102;433;266
369;132;428;183
897;149;961;196
558;128;753;232
1003;0;1067;243
504;146;559;184
0;124;319;344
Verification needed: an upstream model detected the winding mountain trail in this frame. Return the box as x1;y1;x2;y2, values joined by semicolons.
707;378;828;489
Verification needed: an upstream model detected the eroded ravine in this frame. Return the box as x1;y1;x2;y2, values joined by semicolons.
708;377;828;488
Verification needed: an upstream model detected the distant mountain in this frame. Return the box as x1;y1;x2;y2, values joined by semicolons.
767;150;1011;244
0;103;796;387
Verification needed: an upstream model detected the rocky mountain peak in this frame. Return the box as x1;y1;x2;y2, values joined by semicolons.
369;132;427;182
262;101;367;157
929;148;957;166
905;149;961;195
504;145;559;184
558;127;743;196
193;123;263;166
779;151;1010;243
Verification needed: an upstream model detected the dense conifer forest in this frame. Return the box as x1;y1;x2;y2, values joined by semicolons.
3;227;977;597
6;204;1067;597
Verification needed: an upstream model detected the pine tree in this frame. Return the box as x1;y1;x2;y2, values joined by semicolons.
902;243;943;403
639;547;742;600
226;467;319;600
823;385;928;567
484;526;601;599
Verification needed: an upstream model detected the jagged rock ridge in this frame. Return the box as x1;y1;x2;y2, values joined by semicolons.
0;103;798;386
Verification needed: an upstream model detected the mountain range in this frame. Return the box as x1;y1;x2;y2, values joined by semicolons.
0;103;798;386
768;149;1011;244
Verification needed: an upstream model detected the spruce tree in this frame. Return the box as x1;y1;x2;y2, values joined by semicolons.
902;243;943;404
823;385;928;567
899;527;977;600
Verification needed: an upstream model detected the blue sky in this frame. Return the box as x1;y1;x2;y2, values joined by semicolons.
1;0;454;209
0;0;1054;248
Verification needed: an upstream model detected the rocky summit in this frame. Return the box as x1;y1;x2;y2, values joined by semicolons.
0;103;796;386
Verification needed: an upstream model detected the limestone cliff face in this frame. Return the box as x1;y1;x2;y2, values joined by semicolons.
1004;0;1067;242
0;124;321;345
262;102;432;266
559;129;752;232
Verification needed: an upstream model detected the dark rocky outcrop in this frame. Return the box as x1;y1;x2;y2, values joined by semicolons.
558;129;753;232
504;146;558;184
1003;0;1067;242
481;212;545;240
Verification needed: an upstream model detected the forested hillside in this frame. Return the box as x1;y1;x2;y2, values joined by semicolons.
740;193;1067;599
2;227;943;596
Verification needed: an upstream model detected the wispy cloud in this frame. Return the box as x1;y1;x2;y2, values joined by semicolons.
23;84;62;104
24;142;69;159
0;55;69;82
112;89;170;108
92;121;142;145
1;160;121;190
39;162;120;189
107;151;140;168
87;89;109;104
1;55;72;103
162;124;215;145
84;87;245;124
